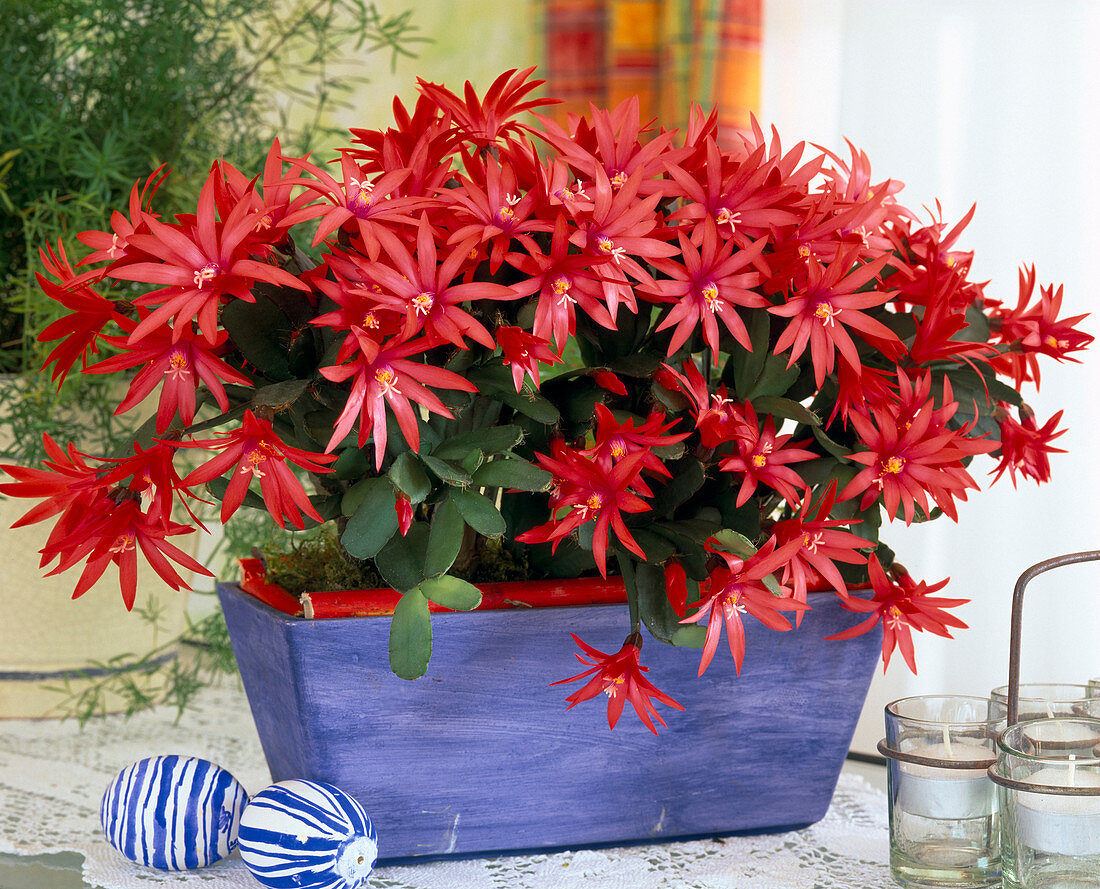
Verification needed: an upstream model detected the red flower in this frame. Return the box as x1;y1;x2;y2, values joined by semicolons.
319;326;478;469
680;536;807;676
516;445;652;577
496;325;562;392
827;554;967;673
362;214;518;350
86;317;252;433
116;169;306;344
769;481;870;620
988;265;1093;389
40;497;209;610
0;434;106;529
35;241;123;385
508;214;615;350
280;154;416;260
551;633;684;734
769;248;902;387
179;410;337;528
640;220;768;358
567;167;677;321
990;402;1066;487
658;360;748;449
718;400;816;507
416;66;554;147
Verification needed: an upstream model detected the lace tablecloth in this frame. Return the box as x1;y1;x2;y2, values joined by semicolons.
0;680;893;888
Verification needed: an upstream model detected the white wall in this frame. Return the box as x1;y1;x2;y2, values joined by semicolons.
763;0;1100;753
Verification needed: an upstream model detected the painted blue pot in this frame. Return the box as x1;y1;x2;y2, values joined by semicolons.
218;580;880;863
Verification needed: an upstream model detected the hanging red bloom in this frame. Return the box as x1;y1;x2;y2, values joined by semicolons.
680;536;807;676
826;554;967;674
178;410;337;528
496;325;562;392
769;481;871;622
35;240;123;386
551;632;684;734
990;402;1066;487
39;497;210;610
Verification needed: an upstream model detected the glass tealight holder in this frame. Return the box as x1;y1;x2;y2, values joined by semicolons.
990;717;1100;889
990;684;1095;722
1087;679;1100;699
881;695;1004;888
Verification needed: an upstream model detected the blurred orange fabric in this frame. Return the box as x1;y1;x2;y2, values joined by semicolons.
538;0;761;142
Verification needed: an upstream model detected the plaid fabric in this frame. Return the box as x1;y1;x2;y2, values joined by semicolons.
537;0;761;139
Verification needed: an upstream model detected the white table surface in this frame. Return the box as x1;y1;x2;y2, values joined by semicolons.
0;679;893;889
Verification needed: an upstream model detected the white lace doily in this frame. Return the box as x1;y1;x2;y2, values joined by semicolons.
0;679;892;888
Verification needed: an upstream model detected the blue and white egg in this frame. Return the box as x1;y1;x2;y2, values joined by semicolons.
100;754;248;870
238;779;378;889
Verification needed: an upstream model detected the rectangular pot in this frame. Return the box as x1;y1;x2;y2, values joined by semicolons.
218;579;880;863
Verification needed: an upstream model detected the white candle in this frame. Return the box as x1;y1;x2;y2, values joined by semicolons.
1016;758;1100;856
1024;720;1100;752
896;731;995;820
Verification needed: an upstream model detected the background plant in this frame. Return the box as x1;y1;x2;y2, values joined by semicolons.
0;0;421;463
0;0;422;723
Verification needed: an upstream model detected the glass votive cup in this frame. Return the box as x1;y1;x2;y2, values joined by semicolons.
882;695;1003;888
990;683;1095;721
1088;678;1100;699
992;718;1100;889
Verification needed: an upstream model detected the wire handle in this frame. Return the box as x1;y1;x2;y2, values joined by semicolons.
1006;550;1100;727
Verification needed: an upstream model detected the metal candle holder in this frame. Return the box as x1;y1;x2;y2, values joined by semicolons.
987;550;1100;889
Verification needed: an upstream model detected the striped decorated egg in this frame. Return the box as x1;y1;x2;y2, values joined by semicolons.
238;780;377;889
100;754;248;870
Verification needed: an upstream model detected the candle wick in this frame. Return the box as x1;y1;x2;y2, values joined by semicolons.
942;725;954;759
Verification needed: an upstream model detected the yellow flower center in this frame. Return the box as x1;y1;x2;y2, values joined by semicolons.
610;170;627;188
193;262;222;288
715;207;742;230
798;244;811;259
701;282;721;313
165;349;190;380
375;367;401;396
882;455;905;475
110;533;135;554
241;449;267;478
752;453;767;469
609;437;627;458
362;312;379;329
497;205;515;224
412;291;435;315
586;493;603;512
814;301;840;326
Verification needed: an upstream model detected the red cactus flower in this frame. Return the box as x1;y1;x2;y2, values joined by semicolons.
552;632;684;734
827;554;967;674
990;402;1066;487
496;325;562;391
680;536;807;676
178;410;337;529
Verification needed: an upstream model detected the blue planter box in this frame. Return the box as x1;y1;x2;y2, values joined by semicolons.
218;581;880;863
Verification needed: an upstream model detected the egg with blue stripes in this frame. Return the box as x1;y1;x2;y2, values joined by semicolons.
100;754;248;870
238;779;378;889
